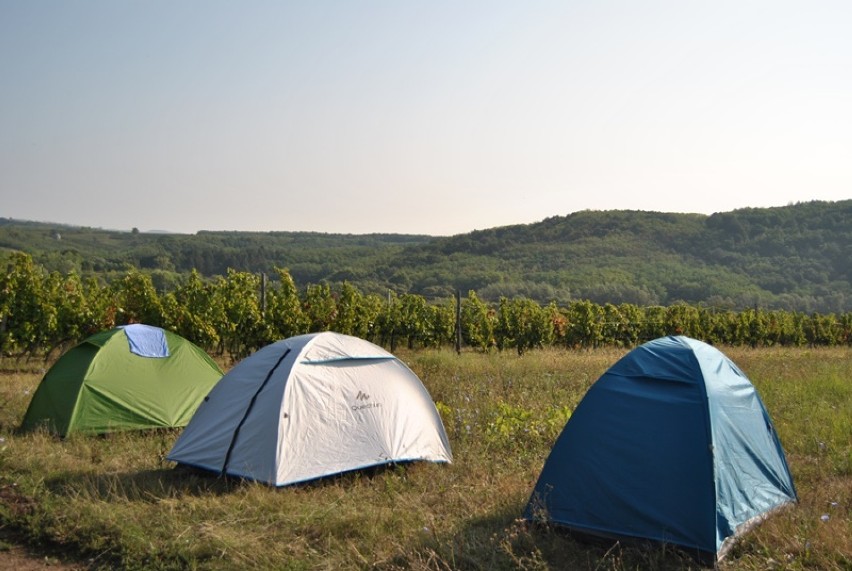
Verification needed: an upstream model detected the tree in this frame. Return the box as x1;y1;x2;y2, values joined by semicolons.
111;271;163;326
565;300;605;348
496;297;554;355
303;283;337;333
43;270;91;353
0;253;49;355
461;290;495;351
266;268;308;340
376;291;401;351
332;282;368;337
162;270;221;351
213;269;266;359
398;293;431;349
665;304;701;337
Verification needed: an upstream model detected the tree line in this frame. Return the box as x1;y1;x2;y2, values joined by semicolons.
4;200;851;314
1;252;849;361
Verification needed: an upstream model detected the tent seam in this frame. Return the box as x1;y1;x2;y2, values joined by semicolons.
221;347;292;475
681;337;721;552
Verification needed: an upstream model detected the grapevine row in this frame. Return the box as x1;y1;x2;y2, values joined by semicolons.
1;253;849;360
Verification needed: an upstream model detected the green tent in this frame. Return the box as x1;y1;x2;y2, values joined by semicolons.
21;324;223;436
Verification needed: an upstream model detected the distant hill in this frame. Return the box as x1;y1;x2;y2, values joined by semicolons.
384;201;851;312
1;199;850;312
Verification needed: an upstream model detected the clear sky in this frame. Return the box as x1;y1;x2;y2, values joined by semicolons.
1;1;850;236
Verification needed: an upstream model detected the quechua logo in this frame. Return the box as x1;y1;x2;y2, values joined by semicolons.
351;389;381;411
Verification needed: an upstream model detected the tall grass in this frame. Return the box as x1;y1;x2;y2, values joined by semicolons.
0;347;849;570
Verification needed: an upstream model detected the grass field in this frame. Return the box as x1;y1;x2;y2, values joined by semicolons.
0;346;849;570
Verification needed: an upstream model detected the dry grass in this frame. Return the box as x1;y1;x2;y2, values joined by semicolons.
0;347;849;570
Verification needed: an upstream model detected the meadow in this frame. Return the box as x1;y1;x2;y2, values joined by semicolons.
0;346;849;570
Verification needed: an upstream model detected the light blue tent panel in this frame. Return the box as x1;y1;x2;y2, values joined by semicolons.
525;336;796;561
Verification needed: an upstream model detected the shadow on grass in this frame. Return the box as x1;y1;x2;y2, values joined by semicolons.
28;463;713;570
41;460;413;505
40;465;246;502
382;504;711;571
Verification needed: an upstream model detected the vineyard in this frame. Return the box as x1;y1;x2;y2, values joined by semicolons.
1;249;851;569
2;252;850;361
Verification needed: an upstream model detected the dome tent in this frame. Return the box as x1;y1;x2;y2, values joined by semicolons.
167;332;452;486
525;336;796;562
21;324;223;437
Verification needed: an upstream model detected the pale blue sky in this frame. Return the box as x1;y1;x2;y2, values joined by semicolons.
1;1;850;235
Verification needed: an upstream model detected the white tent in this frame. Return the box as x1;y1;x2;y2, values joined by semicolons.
167;332;452;486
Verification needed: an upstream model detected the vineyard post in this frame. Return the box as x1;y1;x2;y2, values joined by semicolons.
455;289;461;354
387;290;396;352
260;272;267;318
1;263;8;335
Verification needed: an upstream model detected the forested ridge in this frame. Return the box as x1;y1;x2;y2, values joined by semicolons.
1;199;850;312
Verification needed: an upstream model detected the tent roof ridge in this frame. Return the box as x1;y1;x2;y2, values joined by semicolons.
301;355;396;364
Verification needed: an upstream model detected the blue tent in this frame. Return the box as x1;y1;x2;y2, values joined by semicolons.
525;336;796;561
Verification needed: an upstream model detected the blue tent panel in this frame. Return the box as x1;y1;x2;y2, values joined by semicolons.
525;336;796;560
120;324;170;358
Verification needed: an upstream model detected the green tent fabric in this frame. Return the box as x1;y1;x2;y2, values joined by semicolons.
21;325;223;436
